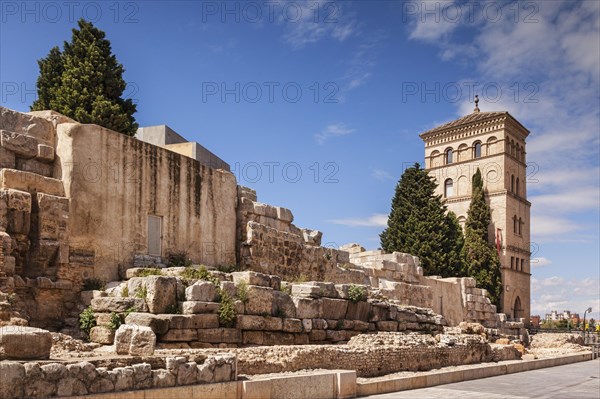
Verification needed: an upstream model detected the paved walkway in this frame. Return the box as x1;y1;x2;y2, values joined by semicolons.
364;359;600;399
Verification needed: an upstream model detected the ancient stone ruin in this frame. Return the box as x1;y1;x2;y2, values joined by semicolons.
0;106;549;399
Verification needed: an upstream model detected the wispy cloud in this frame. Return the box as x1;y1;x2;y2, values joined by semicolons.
531;276;600;319
371;168;395;181
328;213;388;227
531;257;552;268
314;123;354;145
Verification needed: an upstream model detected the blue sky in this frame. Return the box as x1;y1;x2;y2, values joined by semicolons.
1;0;599;318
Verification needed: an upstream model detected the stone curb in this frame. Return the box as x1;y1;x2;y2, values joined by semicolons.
356;352;594;397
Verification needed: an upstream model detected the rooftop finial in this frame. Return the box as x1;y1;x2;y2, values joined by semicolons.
474;94;480;113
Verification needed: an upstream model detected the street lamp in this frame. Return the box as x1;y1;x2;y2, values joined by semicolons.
583;307;592;341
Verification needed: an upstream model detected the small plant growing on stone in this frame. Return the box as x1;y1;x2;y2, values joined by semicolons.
165;304;181;314
216;263;241;273
166;251;192;267
79;306;96;338
348;285;367;303
291;273;308;283
335;320;344;330
280;282;292;295
108;311;123;331
181;265;220;286
7;293;17;305
135;268;163;277
123;306;135;319
134;286;147;299
82;278;105;291
121;286;129;297
237;280;249;303
218;290;236;328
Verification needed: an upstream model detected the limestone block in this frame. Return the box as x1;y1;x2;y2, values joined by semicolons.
0;169;65;197
293;297;322;319
237;315;282;331
197;328;242;343
396;309;418;323
133;363;152;388
114;324;156;356
345;301;370;321
42;363;69;382
262;331;295;345
322;298;349;320
0;326;52;360
35;192;68;240
90;326;115;344
291;283;321;298
186;280;218;302
16;158;53;176
238;185;257;201
176;361;198;385
245;285;274;315
188;314;220;329
309;329;326;341
152;369;176;388
243;330;264;345
1;107;55;143
91;297;146;313
376;321;398;332
302;318;313;332
145;276;177;314
340;243;365;254
0;130;38;158
0;147;15;169
294;333;309;345
220;280;237;299
180;301;220;314
125;312;170;335
326;330;348;342
36;144;55;162
231;271;271;287
113;367;135;391
301;228;322;246
276;206;293;223
161;329;198;342
0;361;25;399
282;318;303;333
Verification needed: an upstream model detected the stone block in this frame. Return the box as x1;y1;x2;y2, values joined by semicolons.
237;315;282;331
345;301;370;321
91;297;146;313
125;312;170;335
114;325;156;356
272;290;296;318
185;280;218;302
376;321;398;332
326;330;347;342
16;158;53;176
263;331;295;346
294;333;309;345
37;144;55;162
0;130;38;158
291;283;321;298
276;206;293;223
302;318;312;332
283;318;303;333
245;285;274;315
145;276;177;314
0;147;15;169
336;370;357;399
0;361;25;399
220;280;237;299
0;168;65;196
0;326;52;360
243;331;264;345
161;329;198;342
312;318;328;330
180;301;220;314
309;329;327;341
293;297;322;319
322;298;349;319
231;271;271;287
90;326;115;344
301;228;322;246
188;314;220;329
1;108;55;142
152;369;176;388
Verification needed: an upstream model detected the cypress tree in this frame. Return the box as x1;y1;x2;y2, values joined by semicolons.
462;168;503;308
380;163;465;277
444;211;466;277
31;19;138;136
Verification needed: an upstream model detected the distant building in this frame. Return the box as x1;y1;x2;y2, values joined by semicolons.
530;315;541;327
544;310;579;323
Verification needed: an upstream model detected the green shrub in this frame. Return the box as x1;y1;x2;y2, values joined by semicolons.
237;280;249;303
134;286;147;299
135;268;163;277
280;282;292;295
218;290;236;327
82;278;105;291
181;265;220;286
165;304;181;314
166;251;192;267
108;312;123;331
79;306;96;337
348;285;367;303
216;263;241;273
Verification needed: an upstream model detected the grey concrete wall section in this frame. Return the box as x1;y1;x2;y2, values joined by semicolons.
135;125;187;146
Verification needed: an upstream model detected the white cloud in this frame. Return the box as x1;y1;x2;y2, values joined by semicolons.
407;0;460;42
541;276;565;287
328;213;388;227
314;123;354;145
371;168;395;181
531;257;552;268
531;277;600;319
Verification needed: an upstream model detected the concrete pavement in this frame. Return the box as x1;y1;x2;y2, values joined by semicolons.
364;359;600;398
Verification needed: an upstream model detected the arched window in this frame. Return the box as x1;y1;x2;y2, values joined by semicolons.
444;179;454;197
511;256;514;269
445;148;453;164
486;137;497;156
516;178;520;196
514;296;523;319
473;141;482;158
458;144;468;162
513;215;518;233
511;140;515;156
520;258;525;272
511;175;515;192
429;150;440;168
518;217;522;235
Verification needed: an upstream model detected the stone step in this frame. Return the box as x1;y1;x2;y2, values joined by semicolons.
0;168;64;197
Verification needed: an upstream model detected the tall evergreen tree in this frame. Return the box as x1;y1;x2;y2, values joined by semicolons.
444;211;466;277
31;19;138;136
462;168;503;308
380;163;465;277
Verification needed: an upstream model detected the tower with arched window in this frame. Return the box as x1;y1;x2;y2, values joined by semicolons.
419;99;531;324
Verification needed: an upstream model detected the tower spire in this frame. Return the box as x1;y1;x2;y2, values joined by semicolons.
474;95;480;113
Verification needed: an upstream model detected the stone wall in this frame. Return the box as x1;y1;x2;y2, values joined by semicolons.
0;353;236;399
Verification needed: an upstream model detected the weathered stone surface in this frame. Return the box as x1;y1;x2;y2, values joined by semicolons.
231;271;271;287
245;285;274;315
272;290;296;318
91;297;146;313
0;326;52;360
322;298;348;319
90;326;115;345
16;158;53;176
114;325;156;356
0;168;65;196
0;361;25;399
180;301;220;314
282;318;303;333
185;280;218;302
293;297;322;319
132;363;153;389
152;369;176;388
177;362;198;385
0;130;38;158
37;143;55;162
301;228;322;246
161;328;198;342
145;276;177;314
41;363;67;381
237;315;282;331
188;314;220;329
113;367;134;391
197;328;241;343
0;147;15;168
345;301;370;321
125;312;170;335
